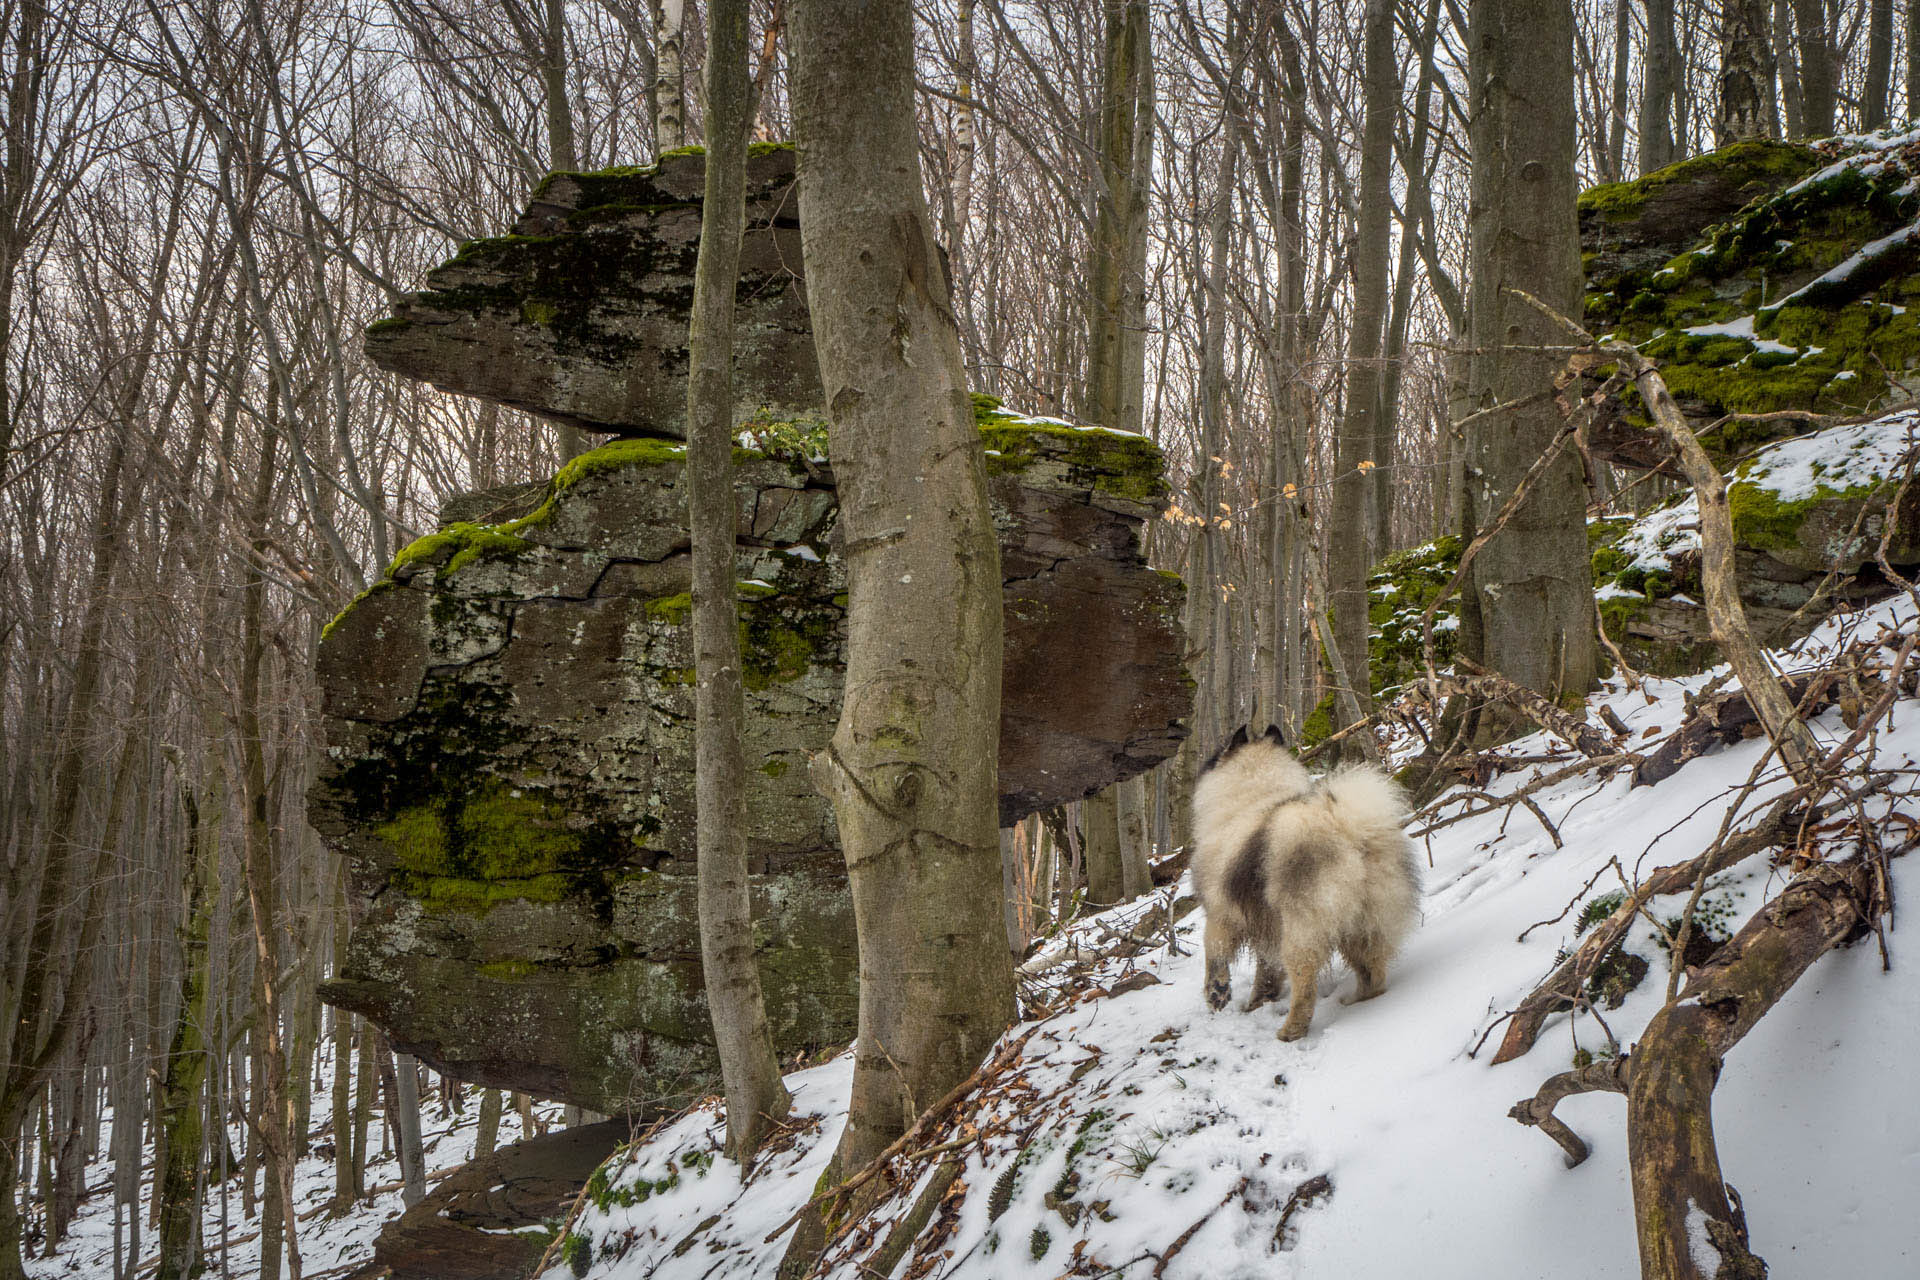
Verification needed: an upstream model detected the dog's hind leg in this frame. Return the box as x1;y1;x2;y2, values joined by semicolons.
1339;935;1391;1005
1247;956;1283;1011
1203;914;1236;1011
1276;939;1328;1041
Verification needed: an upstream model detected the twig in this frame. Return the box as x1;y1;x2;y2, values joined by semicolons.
1507;1057;1633;1167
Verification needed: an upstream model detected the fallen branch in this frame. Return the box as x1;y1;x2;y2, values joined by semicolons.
1625;858;1882;1278
1446;657;1618;758
1507;1057;1632;1167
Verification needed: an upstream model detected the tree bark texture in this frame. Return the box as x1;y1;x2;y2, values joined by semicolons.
1638;0;1679;173
1082;789;1124;906
653;0;687;151
1085;0;1152;436
1717;0;1776;145
1330;0;1396;733
541;0;577;170
1463;0;1598;709
1863;0;1893;130
689;0;793;1165
155;781;218;1276
1788;0;1834;137
786;0;1016;1249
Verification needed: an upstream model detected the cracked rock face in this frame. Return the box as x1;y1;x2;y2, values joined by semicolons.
314;431;1188;1115
324;146;1191;1116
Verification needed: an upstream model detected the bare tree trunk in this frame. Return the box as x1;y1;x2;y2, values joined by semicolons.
780;0;1015;1265
688;0;792;1165
1464;0;1598;713
1085;0;1152;435
1908;0;1920;121
1863;0;1894;130
1329;0;1396;734
1789;0;1834;136
653;0;687;151
1717;0;1777;144
474;1089;503;1161
540;0;577;170
1081;790;1123;906
155;775;219;1276
1608;0;1631;178
1774;0;1804;138
1639;0;1679;173
394;1055;426;1209
1115;774;1151;901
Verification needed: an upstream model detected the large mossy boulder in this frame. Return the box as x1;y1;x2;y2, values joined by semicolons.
1580;131;1920;471
314;420;1189;1115
329;146;1190;1115
365;145;818;437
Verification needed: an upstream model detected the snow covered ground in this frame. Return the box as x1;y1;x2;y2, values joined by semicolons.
24;1063;567;1279
29;598;1920;1280
562;595;1920;1280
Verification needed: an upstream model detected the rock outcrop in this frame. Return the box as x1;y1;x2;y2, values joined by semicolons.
321;147;1190;1116
365;145;818;437
1580;132;1920;471
1565;132;1920;672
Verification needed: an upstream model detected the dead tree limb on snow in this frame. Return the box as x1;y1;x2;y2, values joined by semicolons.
1507;1056;1632;1166
1447;656;1619;758
1511;858;1883;1280
1487;779;1881;1065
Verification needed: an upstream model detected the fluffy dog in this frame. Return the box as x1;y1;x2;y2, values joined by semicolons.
1192;726;1419;1041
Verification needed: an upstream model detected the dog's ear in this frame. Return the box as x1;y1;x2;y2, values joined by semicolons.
1262;724;1286;747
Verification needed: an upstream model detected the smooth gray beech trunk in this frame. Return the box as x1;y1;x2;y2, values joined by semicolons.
1717;0;1777;144
1463;0;1597;711
394;1055;426;1209
687;0;792;1165
1328;0;1395;737
782;0;1015;1264
1638;0;1678;173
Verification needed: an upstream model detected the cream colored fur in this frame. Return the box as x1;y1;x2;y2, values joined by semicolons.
1191;733;1420;1040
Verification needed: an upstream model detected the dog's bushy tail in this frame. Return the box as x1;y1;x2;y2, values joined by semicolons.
1322;765;1413;862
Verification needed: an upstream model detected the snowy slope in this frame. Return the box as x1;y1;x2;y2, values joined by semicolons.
562;597;1920;1280
28;602;1917;1280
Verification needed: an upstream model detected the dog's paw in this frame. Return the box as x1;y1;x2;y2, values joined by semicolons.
1204;979;1231;1011
1276;1021;1310;1043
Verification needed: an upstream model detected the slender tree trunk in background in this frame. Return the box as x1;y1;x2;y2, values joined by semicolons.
1863;0;1893;130
1115;775;1151;900
1081;790;1123;906
1774;0;1804;137
1718;0;1777;144
1382;0;1442;512
395;1055;426;1208
781;0;1015;1265
329;877;354;1214
1789;0;1833;136
1608;0;1631;178
156;778;219;1277
653;0;687;151
1909;0;1920;121
1086;0;1152;434
688;0;793;1166
1638;0;1678;173
239;416;300;1280
516;1091;535;1140
540;0;577;170
349;1027;374;1200
1330;0;1395;736
474;1089;503;1160
999;829;1027;957
1464;0;1598;714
